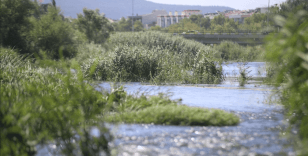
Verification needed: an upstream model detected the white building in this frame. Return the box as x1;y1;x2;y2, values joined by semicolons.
157;11;189;28
141;10;168;29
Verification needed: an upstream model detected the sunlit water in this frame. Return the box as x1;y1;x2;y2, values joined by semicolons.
37;62;296;156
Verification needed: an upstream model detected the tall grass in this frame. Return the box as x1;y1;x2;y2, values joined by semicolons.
0;48;112;155
76;32;223;84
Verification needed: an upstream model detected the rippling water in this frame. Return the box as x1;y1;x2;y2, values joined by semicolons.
37;62;296;156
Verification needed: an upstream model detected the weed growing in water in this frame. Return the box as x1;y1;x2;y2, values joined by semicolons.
237;62;252;86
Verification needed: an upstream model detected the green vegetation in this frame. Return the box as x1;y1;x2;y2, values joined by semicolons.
75;8;113;44
112;17;143;32
105;105;239;126
213;41;264;62
102;88;239;126
77;31;223;84
0;1;241;155
264;0;308;154
165;13;268;33
0;48;111;155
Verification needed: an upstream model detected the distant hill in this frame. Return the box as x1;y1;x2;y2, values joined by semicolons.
48;0;234;19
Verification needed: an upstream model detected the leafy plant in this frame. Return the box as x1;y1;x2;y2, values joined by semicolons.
265;8;308;154
0;48;112;156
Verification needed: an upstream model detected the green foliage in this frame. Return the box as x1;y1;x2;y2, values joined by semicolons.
265;9;308;153
76;8;113;44
133;20;144;31
102;87;239;126
0;0;35;54
213;41;263;61
0;48;112;155
149;25;161;31
112;17;132;31
27;6;77;59
105;105;240;126
76;32;223;84
166;18;201;33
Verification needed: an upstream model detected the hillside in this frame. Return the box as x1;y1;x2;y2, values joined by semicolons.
48;0;234;19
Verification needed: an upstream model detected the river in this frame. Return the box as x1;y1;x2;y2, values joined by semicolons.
37;62;296;156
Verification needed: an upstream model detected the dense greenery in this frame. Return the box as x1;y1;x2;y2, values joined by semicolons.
213;41;263;62
0;48;112;155
105;105;239;126
77;31;223;84
28;6;78;59
112;17;143;32
0;1;242;155
0;0;35;54
75;8;113;44
264;1;308;154
164;13;268;33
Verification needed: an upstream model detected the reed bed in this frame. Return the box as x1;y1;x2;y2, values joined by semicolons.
77;32;223;84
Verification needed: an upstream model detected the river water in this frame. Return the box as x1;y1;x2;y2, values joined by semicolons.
37;62;296;155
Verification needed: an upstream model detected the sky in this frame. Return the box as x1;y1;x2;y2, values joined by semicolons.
146;0;287;10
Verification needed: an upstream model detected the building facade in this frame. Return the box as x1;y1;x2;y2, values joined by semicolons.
142;10;168;29
157;11;189;28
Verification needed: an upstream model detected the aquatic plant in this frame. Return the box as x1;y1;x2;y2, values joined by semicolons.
105;105;239;126
237;62;252;87
103;86;239;126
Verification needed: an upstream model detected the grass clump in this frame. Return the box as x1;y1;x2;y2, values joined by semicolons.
105;105;239;126
77;32;223;84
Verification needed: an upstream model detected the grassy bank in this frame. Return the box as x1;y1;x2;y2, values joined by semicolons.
76;32;223;84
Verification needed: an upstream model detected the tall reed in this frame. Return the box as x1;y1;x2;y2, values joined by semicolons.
77;32;223;84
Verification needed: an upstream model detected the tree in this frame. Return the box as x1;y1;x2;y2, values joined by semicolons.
212;14;226;25
133;20;143;31
200;17;211;29
0;0;35;53
76;8;113;44
149;25;161;31
28;6;77;59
